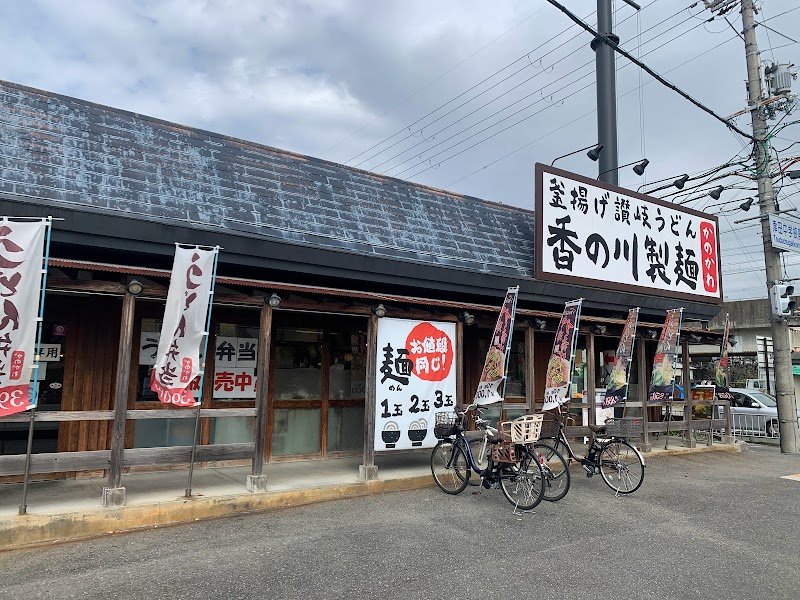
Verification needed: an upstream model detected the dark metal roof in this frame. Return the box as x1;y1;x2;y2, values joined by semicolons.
0;79;534;277
0;80;721;320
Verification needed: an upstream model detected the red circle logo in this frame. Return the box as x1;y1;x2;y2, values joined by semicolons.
405;322;453;382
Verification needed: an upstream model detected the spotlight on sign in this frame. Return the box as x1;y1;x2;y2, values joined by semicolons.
709;185;724;200
632;159;649;176
673;174;689;189
739;198;754;212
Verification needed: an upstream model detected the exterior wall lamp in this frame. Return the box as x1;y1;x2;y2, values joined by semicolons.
268;293;282;308
458;311;476;326
126;279;144;296
372;304;387;318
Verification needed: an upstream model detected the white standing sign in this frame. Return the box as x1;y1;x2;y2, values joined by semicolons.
769;213;800;253
150;245;218;407
374;318;456;451
536;164;722;301
0;220;47;417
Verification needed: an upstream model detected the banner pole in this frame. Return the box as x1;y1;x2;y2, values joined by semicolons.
499;287;519;415
621;308;640;419
664;308;684;450
19;217;53;515
185;246;220;498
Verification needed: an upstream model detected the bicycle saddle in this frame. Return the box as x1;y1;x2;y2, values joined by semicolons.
487;435;505;444
588;424;607;434
464;430;485;442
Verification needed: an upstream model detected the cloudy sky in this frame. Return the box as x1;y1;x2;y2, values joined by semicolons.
1;0;799;300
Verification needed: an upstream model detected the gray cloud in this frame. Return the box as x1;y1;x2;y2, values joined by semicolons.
0;0;798;300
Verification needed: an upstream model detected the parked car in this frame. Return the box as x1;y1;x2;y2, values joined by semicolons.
700;387;800;437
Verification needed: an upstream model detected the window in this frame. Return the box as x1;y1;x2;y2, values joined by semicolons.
273;328;323;400
213;323;258;402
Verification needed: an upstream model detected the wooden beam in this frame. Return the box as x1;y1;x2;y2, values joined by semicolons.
526;323;535;409
586;332;596;427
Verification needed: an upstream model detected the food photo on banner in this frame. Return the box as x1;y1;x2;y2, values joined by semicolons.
0;219;49;418
474;286;519;406
374;318;456;451
149;244;219;407
602;308;640;409
714;314;734;403
542;299;583;411
647;308;684;404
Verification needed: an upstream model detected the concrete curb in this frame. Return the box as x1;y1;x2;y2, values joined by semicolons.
0;444;740;552
0;475;435;552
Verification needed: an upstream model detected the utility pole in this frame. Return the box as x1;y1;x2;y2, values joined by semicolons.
740;0;800;453
593;0;620;185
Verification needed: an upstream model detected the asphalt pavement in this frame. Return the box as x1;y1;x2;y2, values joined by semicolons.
1;443;799;600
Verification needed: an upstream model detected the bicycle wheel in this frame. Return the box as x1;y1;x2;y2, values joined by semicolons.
538;436;571;465
500;448;545;510
533;442;571;502
467;437;490;486
431;440;470;494
598;440;645;494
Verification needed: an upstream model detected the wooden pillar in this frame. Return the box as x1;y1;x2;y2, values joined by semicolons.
683;337;695;448
359;313;379;480
586;332;596;427
526;323;535;410
247;302;272;492
638;336;652;452
456;320;464;406
102;290;136;507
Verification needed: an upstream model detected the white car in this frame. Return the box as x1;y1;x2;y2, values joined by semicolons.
718;388;798;438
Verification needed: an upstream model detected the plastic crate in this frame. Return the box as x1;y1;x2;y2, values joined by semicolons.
604;417;643;438
499;414;544;444
491;442;517;463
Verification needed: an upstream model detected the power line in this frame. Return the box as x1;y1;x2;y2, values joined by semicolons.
400;13;715;180
376;5;697;175
542;0;755;140
445;31;739;187
323;1;550;156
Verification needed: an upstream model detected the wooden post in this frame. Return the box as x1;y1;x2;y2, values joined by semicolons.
359;313;379;480
456;320;464;406
526;324;535;411
682;338;695;447
586;332;596;427
247;302;272;492
638;336;652;452
102;290;136;508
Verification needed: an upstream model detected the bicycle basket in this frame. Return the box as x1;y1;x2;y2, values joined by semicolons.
491;441;517;463
539;412;561;439
604;417;643;437
499;414;544;444
434;412;460;439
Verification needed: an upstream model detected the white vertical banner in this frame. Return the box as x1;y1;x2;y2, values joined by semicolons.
0;220;47;417
374;318;457;451
150;245;218;407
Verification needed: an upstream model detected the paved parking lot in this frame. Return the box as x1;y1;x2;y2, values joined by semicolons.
1;443;799;600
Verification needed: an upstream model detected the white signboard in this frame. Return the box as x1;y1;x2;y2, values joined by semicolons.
0;220;47;417
213;367;256;399
36;344;61;362
213;336;257;399
150;245;218;407
374;318;457;451
536;164;722;301
769;214;800;253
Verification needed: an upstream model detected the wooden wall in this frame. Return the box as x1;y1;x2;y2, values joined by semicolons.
57;295;122;453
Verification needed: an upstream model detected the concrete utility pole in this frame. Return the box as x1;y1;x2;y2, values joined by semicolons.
593;0;620;185
741;0;800;453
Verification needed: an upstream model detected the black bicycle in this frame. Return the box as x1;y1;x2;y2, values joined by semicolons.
537;408;645;495
430;406;546;510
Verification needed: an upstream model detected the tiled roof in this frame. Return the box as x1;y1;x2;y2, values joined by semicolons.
0;80;535;277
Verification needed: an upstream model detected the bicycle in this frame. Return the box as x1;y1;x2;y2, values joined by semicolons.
430;406;546;511
465;407;571;502
537;408;645;495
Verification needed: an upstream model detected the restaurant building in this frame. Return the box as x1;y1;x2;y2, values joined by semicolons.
0;80;726;490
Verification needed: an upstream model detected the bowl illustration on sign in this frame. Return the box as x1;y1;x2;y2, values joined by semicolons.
382;421;401;448
407;418;428;446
